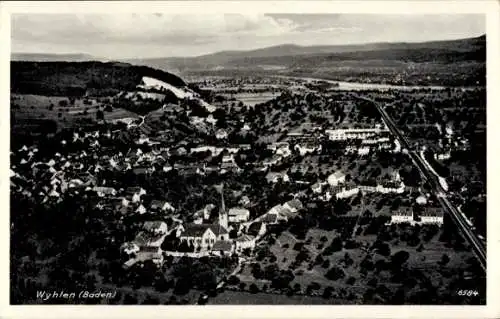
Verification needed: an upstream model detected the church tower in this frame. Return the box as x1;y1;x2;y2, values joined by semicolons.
216;183;228;230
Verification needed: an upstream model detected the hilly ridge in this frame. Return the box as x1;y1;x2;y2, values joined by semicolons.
11;61;187;97
122;35;486;73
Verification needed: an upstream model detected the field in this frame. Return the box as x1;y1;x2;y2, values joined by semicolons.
226;92;281;107
209;290;333;305
228;219;482;304
11;94;138;129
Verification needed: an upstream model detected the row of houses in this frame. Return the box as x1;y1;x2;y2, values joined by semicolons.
390;206;444;225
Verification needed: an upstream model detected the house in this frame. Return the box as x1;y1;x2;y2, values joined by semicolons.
283;199;303;213
222;154;235;164
136;248;164;265
121;197;130;207
294;143;320;156
390;207;414;224
357;146;370;156
133;230;167;249
416;195;427;205
136;204;147;215
266;172;290;184
419;207;444;225
143;221;168;235
228;208;250;223
260;214;278;224
311;182;323;194
334;184;360;199
263;155;282;167
235;235;256;252
239;195;250;207
179;224;218;250
121;242;140;255
93;186;117;197
378;181;405;194
137;135;150;145
132;167;149;175
215;129;228;140
176;147;187;156
150;200;175;212
247;222;267;238
327;171;346;186
126;187;146;203
211;240;234;256
277;206;297;220
123;258;139;270
325;128;387;141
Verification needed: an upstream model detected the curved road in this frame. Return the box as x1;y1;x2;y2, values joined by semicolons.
353;94;486;271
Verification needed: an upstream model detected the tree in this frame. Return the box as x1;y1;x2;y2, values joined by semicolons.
325;266;345;281
123;293;138;304
322;286;334;299
367;278;378;288
306;282;321;294
439;254;450;266
376;242;391;257
249;283;260;294
346;276;356;285
96;110;104;121
227;275;240;286
153;275;170;292
391;250;410;268
173;277;191;295
142;295;160;305
322;259;330;269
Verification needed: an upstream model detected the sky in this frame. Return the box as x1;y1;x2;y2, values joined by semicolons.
11;13;485;59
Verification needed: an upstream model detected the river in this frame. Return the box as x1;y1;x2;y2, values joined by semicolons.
275;75;479;91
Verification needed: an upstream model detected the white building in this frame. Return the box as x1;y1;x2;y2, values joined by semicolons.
294;143;321;156
357;146;370;156
325;128;388;141
390;207;414;224
265;172;290;183
143;221;168;235
215;129;228;140
416;195;427;205
228;208;251;223
121;242;140;255
419;208;444;225
327;171;346;186
335;185;360;199
235;235;256;252
136;204;147;215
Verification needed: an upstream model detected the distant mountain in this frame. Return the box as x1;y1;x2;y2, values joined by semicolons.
11;53;102;62
123;35;486;73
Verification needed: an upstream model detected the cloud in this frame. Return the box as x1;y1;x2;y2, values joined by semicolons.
12;14;298;46
11;13;485;58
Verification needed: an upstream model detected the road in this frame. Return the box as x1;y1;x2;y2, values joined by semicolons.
352;94;486;271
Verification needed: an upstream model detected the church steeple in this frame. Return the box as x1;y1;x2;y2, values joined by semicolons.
215;183;228;229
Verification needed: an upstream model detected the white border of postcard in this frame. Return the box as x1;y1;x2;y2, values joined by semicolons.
0;1;499;319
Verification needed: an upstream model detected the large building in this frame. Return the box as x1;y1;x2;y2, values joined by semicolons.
390;207;414;224
325;128;389;141
419;207;444;225
228;208;250;223
178;183;230;251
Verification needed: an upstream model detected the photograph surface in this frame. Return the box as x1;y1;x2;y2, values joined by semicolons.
9;12;487;306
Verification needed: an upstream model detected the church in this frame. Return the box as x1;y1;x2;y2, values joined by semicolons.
178;183;230;251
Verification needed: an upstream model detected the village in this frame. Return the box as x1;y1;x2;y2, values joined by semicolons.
11;74;473;305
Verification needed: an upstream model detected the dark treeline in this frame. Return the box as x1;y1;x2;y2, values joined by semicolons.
11;61;187;97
